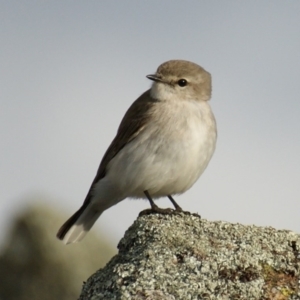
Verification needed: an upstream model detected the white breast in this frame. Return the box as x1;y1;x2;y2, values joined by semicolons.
106;99;217;198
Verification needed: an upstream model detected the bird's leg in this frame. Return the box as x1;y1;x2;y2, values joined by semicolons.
144;190;159;210
168;195;201;218
167;195;183;212
139;190;175;216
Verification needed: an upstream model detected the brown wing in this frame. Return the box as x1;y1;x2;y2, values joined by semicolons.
84;89;157;203
57;89;157;240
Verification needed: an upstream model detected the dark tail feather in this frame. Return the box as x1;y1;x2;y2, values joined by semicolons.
56;203;87;240
56;201;102;244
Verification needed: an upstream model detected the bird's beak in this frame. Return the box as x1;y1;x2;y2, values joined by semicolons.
146;74;164;83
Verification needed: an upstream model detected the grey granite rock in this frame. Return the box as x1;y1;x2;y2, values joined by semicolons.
79;213;300;300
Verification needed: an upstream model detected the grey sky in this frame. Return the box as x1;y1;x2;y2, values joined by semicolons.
1;1;299;246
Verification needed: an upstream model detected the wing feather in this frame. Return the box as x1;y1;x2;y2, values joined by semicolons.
83;89;157;203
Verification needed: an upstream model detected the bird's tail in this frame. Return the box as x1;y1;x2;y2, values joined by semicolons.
56;202;103;245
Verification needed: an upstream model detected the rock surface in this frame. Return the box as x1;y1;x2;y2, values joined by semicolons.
80;213;300;300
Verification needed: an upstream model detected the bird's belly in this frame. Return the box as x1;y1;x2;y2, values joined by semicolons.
146;128;215;196
106;113;216;198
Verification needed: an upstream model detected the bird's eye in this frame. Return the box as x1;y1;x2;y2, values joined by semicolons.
177;79;187;87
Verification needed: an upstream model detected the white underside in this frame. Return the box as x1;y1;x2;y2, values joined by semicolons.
91;98;217;209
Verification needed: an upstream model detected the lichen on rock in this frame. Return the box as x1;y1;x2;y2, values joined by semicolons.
80;213;300;300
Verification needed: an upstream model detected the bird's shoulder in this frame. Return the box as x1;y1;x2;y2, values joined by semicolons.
91;89;158;183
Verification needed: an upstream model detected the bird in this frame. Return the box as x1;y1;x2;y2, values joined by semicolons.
57;60;217;244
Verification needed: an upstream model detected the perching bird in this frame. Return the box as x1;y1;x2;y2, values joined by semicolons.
57;60;217;244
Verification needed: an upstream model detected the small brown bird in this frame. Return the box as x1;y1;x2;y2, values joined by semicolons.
57;60;217;244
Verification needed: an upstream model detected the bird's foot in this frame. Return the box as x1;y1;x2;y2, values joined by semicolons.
139;207;175;216
139;206;200;218
181;210;201;218
140;191;201;218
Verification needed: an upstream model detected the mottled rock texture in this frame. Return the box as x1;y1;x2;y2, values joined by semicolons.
80;213;300;300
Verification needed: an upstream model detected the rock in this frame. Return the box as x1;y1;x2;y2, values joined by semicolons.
0;203;116;300
79;213;300;300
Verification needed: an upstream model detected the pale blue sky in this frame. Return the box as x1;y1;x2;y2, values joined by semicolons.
1;1;300;246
